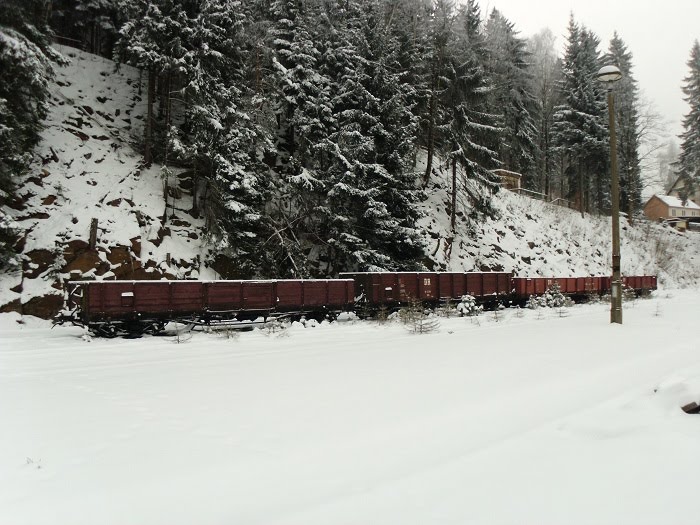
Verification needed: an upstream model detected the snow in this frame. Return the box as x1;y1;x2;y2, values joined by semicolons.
416;157;700;289
653;194;700;210
1;45;209;307
4;45;700;314
2;291;700;524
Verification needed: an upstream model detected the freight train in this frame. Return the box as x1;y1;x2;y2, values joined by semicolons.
56;272;657;337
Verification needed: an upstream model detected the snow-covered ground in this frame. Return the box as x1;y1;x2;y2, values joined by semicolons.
2;291;700;525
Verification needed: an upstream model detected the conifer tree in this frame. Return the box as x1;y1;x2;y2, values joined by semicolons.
605;32;642;219
553;16;608;214
319;0;424;272
0;0;59;267
264;0;332;276
421;0;453;186
175;0;271;277
51;0;122;56
114;0;194;166
484;9;538;185
678;40;700;194
442;2;500;226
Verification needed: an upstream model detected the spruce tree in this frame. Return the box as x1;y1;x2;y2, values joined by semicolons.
444;2;500;223
319;0;424;272
605;33;642;220
553;16;608;214
484;9;538;186
265;0;332;276
0;0;59;267
175;0;271;277
421;0;453;186
51;0;122;56
678;40;700;194
114;0;195;166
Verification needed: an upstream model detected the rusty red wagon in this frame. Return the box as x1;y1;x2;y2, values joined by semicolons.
63;279;354;336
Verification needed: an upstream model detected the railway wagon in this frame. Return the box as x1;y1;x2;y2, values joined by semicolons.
622;275;657;293
511;275;657;299
339;271;512;307
597;276;657;295
511;276;607;298
65;279;355;335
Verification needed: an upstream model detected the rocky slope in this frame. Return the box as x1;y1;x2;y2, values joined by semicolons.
1;46;209;317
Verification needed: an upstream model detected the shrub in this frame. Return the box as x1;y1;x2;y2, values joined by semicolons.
457;295;482;317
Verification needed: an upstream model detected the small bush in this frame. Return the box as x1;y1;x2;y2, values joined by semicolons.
457;295;482;317
399;297;440;334
438;300;456;318
528;282;569;309
623;285;637;303
375;305;391;324
540;282;567;308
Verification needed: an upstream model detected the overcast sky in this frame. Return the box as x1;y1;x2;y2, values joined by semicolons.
482;0;700;140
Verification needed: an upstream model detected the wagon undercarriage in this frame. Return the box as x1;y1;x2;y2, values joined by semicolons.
58;307;342;338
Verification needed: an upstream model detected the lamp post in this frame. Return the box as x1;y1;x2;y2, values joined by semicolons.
597;65;623;324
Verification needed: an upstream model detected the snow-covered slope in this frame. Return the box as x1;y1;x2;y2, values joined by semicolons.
418;167;700;289
1;46;209;316
1;45;699;318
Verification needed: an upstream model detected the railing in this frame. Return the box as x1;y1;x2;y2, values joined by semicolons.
549;197;575;209
53;35;85;50
505;187;575;209
510;187;548;201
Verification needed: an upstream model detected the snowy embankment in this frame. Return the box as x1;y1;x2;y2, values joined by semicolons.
1;45;208;316
2;291;700;525
3;44;700;317
419;174;700;289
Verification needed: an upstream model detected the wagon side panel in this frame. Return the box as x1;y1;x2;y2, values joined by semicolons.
417;273;438;301
93;282;136;319
396;273;417;302
511;278;528;298
302;281;328;307
482;273;499;296
438;274;453;299
452;273;466;298
327;280;354;308
242;282;275;310
497;273;511;295
466;273;484;298
206;281;243;311
132;282;171;315
169;282;205;313
276;281;303;309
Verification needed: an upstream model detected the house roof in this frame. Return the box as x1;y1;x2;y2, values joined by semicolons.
653;194;700;210
669;174;685;192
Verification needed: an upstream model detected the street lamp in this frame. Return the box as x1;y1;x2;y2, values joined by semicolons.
597;64;623;324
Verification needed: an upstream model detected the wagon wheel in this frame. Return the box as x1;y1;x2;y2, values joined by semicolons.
144;321;166;336
97;324;118;338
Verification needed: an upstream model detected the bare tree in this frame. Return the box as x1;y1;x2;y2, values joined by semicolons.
527;28;563;198
635;95;672;195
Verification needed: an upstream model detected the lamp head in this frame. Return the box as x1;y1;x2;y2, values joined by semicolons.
596;65;622;83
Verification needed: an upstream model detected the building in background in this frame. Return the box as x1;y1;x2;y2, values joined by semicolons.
643;194;700;231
